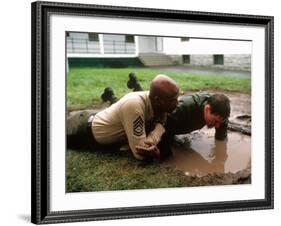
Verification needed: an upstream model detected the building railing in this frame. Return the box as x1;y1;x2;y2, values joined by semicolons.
67;37;136;54
67;38;100;53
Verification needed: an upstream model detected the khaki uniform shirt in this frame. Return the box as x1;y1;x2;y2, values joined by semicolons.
91;91;166;159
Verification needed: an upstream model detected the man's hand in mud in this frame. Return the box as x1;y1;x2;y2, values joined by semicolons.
135;144;160;159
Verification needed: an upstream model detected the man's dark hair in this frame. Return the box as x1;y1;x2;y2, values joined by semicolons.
207;94;231;119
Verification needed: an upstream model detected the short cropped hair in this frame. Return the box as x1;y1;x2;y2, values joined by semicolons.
207;94;231;119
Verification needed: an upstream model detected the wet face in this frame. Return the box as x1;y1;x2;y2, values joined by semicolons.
204;104;225;128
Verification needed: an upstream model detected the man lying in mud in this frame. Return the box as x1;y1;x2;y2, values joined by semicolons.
67;74;179;161
158;92;231;159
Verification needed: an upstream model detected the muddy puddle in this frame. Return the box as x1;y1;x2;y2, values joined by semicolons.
164;129;251;177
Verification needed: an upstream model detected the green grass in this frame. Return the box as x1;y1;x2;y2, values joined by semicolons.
67;149;189;192
67;67;251;110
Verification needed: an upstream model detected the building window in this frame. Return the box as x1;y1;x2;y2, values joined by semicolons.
125;35;135;43
88;33;99;42
213;55;224;65
181;37;190;42
182;55;190;64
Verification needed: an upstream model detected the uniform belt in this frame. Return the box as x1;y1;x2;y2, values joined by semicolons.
87;114;95;135
87;113;126;150
87;114;98;146
88;114;95;127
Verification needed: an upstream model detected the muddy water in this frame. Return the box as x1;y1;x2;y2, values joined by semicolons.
164;129;251;177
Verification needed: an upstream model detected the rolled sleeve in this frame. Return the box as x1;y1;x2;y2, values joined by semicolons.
119;101;165;159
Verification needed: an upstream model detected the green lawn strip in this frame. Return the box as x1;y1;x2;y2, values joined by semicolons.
66;149;189;192
67;68;251;110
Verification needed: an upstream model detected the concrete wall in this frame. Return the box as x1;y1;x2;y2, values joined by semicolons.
183;54;251;71
190;55;213;66
168;55;183;64
224;54;251;71
151;54;252;71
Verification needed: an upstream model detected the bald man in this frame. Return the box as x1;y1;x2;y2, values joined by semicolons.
67;74;179;160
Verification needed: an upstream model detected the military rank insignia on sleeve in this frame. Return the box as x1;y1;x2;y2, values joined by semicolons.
133;116;144;136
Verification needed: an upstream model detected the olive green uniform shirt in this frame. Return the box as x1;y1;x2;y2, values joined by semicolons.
167;92;227;139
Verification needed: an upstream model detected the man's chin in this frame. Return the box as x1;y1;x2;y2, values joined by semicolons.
207;125;214;128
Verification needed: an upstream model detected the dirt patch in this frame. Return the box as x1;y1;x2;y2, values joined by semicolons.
178;168;251;186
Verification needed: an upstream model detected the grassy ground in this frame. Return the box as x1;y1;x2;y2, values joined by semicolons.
66;67;251;192
67;149;189;192
67;67;251;110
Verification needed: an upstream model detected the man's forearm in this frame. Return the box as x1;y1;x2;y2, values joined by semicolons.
144;123;166;145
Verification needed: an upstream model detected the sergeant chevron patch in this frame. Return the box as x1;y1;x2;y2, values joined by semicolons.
133;116;144;136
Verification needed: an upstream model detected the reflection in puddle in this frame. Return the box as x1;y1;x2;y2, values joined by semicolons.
164;129;251;177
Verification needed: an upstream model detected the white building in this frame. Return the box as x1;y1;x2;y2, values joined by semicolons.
67;32;251;71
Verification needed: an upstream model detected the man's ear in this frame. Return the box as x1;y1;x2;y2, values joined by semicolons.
205;104;211;113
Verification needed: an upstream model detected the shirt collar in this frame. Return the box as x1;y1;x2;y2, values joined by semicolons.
146;91;154;118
